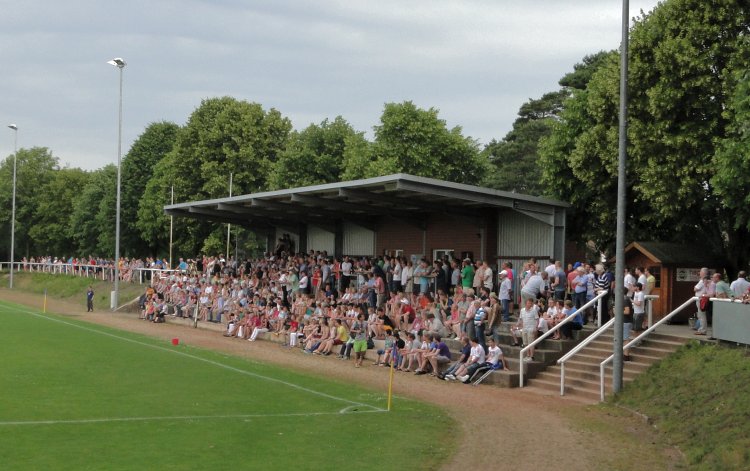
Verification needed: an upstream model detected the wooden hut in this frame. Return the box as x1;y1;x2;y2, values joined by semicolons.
624;241;725;322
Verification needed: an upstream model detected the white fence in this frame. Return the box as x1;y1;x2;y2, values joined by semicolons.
0;261;175;285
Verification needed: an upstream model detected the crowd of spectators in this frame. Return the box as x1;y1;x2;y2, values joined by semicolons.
19;250;750;380
133;251;679;383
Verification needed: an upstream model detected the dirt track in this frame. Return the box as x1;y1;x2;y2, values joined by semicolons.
0;289;680;470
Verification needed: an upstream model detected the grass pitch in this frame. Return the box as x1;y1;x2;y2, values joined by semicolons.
0;301;455;470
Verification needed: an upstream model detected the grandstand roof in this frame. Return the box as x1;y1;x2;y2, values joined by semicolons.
164;173;569;230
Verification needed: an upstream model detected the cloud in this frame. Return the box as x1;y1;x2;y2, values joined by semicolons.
0;0;660;170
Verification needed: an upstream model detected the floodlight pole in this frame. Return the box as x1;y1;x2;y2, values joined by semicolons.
169;185;174;269
108;57;126;311
613;0;629;393
226;172;233;260
7;124;18;289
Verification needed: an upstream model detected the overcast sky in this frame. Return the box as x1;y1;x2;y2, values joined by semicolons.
0;0;661;171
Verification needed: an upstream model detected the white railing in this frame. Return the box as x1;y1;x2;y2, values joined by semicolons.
598;296;697;402
0;261;176;285
557;316;616;396
518;290;608;387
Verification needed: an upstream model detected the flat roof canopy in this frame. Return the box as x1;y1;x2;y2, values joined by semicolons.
164;173;569;231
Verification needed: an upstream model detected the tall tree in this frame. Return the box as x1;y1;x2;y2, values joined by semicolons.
342;101;486;183
0;147;59;259
138;97;292;257
136;156;176;257
711;39;750;270
29;167;90;256
482;91;568;195
540;0;750;269
120;121;180;257
69;165;117;257
268;116;358;189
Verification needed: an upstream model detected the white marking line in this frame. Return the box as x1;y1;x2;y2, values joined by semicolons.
0;409;385;427
0;304;386;413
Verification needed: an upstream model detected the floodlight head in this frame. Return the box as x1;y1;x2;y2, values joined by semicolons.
107;57;126;68
8;124;17;130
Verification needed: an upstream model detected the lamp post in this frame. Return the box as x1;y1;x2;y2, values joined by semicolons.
107;57;126;310
612;0;630;393
7;124;17;289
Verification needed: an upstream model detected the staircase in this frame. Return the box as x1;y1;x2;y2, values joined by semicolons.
442;323;597;388
525;331;690;403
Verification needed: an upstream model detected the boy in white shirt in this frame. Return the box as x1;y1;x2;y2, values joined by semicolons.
632;282;646;331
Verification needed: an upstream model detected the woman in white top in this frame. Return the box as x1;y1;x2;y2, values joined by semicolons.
392;257;402;293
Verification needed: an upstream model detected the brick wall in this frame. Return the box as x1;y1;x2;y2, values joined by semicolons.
375;214;488;261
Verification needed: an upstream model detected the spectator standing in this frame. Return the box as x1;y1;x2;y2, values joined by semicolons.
487;293;503;344
573;266;588;309
632;282;646;331
693;267;709;336
351;313;368;367
730;271;750;299
624;268;636;299
86;286;94;312
713;272;732;299
517;298;539;361
450;259;460;294
552;262;567;301
473;299;488;353
498;271;512;322
644;268;656;296
594;264;614;323
521;271;545;305
481;260;493;292
340;257;352;291
461;258;474;292
392;257;402;293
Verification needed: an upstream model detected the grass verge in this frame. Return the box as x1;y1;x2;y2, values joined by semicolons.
0;271;145;309
611;341;750;470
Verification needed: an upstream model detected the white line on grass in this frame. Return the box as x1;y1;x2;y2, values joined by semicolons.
0;304;386;413
0;409;385;427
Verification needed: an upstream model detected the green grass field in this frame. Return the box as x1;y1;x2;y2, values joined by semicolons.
0;300;455;470
4;272;145;309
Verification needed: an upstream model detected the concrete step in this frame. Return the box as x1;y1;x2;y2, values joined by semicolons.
521;384;597;404
535;366;639;385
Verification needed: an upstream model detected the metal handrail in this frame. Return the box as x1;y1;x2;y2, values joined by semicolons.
519;290;608;387
598;296;697;402
557;317;616;396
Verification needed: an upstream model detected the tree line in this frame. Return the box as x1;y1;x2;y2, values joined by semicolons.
0;0;748;272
